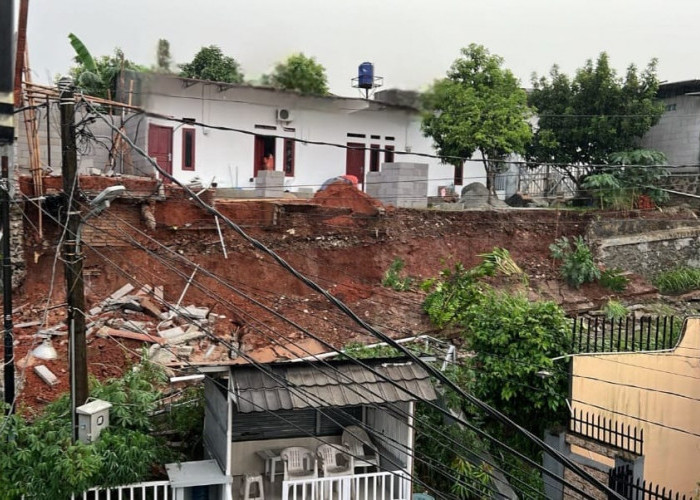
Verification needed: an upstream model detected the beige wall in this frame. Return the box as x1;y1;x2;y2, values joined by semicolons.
571;317;700;495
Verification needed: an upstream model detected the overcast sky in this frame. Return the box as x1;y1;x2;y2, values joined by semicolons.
23;0;699;96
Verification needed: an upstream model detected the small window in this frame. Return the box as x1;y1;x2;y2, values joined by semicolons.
347;132;366;138
665;103;677;112
454;162;464;186
370;144;380;172
384;145;395;163
182;129;195;171
255;124;277;130
370;134;381;140
385;136;395;141
283;138;295;177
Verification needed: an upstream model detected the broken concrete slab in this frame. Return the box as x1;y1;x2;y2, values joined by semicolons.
180;305;210;320
158;326;186;340
34;365;59;386
109;283;135;301
97;326;167;345
166;331;206;346
139;296;164;319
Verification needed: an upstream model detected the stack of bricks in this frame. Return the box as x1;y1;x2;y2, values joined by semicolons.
365;162;428;209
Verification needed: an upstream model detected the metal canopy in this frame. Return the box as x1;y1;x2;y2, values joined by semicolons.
230;359;437;413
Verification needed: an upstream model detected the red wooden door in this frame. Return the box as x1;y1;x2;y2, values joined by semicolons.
254;136;265;177
345;142;365;182
148;125;173;180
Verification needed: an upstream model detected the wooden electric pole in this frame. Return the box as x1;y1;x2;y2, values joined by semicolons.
1;0;16;414
59;77;88;441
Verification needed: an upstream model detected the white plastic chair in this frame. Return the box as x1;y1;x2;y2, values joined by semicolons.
317;443;354;477
342;426;379;472
280;446;318;481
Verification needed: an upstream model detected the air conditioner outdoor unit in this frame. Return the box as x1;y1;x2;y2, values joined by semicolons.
277;108;294;122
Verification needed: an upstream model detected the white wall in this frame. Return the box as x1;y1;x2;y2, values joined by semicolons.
141;76;484;195
641;96;700;166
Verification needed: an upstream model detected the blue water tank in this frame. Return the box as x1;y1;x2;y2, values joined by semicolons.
358;62;374;89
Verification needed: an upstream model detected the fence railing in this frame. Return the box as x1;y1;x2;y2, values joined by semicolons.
282;470;411;500
569;409;643;455
571;315;679;354
608;464;688;500
71;480;171;500
517;166;581;199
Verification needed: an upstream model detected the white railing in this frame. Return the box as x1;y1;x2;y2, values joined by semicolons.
70;480;171;500
282;470;410;500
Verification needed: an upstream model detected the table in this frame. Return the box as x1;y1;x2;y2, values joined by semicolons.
256;448;283;483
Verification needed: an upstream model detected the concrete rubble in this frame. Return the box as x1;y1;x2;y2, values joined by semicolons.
84;282;230;368
84;282;328;368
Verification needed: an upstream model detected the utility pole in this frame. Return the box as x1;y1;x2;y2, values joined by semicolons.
59;77;88;441
1;0;16;414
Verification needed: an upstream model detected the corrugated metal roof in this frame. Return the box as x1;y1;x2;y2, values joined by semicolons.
231;359;437;413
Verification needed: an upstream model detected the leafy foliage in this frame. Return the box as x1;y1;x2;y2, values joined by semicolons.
421;44;532;193
608;149;670;205
155;38;173;73
0;362;178;498
528;53;663;178
460;291;571;426
653;267;700;295
382;258;413;291
264;53;329;95
342;341;402;359
603;299;628;320
582;173;628;209
549;236;601;288
414;403;489;497
599;268;629;293
423;257;570;432
180;45;244;83
68;36;146;100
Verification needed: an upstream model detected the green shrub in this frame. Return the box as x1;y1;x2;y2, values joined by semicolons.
549;236;601;288
603;299;627;320
382;257;413;291
600;268;629;292
653;267;700;294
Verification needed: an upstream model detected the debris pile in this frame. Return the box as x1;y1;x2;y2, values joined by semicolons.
86;283;232;369
313;181;385;216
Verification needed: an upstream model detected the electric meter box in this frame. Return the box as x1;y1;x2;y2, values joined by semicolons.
76;399;112;444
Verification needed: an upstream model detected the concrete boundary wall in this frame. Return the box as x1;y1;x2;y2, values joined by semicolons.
589;219;700;277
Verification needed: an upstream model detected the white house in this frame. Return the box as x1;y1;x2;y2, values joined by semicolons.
118;72;481;198
184;357;437;500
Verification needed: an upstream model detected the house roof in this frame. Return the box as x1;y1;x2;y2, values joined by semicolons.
120;70;419;113
657;80;700;99
230;358;437;413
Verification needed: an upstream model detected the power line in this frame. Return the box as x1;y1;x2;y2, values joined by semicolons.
16;195;553;498
85;99;625;499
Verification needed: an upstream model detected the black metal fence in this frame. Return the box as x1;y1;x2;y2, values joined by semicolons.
571;316;680;354
608;464;689;500
569;409;643;455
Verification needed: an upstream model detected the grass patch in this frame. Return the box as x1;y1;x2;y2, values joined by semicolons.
653;267;700;294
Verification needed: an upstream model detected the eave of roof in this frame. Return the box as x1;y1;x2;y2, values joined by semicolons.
230;358;437;413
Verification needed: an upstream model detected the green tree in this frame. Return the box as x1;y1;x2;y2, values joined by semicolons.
528;53;664;185
155;38;173;73
0;361;191;499
265;53;329;95
423;258;571;436
421;44;533;194
68;34;145;99
179;45;244;83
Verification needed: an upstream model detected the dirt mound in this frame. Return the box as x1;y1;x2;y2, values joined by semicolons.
313;182;384;216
